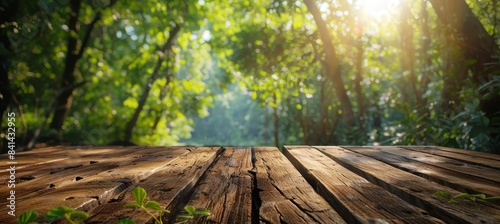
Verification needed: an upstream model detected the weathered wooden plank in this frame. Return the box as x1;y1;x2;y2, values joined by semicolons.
253;147;346;224
86;147;221;223
434;146;500;161
0;147;75;171
283;146;445;224
0;146;130;170
179;147;253;224
0;146;176;201
344;146;500;197
400;146;500;169
0;147;143;185
319;146;500;224
0;147;189;224
368;146;500;184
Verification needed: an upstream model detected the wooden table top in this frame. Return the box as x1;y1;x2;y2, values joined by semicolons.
1;145;499;223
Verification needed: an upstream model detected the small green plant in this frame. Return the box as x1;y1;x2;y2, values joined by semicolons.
18;187;210;224
434;191;500;210
18;210;39;224
18;206;89;224
123;187;170;224
122;187;210;224
175;205;211;224
44;206;89;224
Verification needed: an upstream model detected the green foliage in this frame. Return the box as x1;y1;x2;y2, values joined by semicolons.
123;187;170;224
18;210;38;224
175;206;211;224
17;187;210;224
123;187;210;224
2;0;500;152
434;191;500;210
389;73;500;153
117;219;135;224
44;206;89;224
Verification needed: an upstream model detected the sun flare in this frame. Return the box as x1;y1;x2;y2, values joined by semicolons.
357;0;401;18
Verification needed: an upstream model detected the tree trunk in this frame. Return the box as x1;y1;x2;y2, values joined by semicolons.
48;0;82;134
272;95;280;149
419;0;432;106
303;0;356;128
400;0;420;105
354;23;365;135
319;72;328;144
49;0;109;134
428;0;500;116
418;0;433;142
123;24;181;141
151;49;175;131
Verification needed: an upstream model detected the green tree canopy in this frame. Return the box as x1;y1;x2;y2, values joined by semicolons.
1;0;499;154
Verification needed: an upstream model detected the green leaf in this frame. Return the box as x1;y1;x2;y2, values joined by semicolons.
132;187;147;205
18;210;39;224
59;206;75;212
193;209;211;216
45;206;75;220
184;205;196;215
176;215;194;220
145;201;163;211
124;203;140;209
69;211;89;220
452;193;472;201
433;191;451;200
470;194;486;199
118;219;136;224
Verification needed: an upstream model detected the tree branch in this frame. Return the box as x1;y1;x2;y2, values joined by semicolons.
77;12;101;59
77;0;118;59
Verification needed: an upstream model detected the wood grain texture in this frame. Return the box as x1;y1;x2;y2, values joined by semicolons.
0;146;180;202
400;146;500;169
283;146;444;224
0;147;142;186
1;145;499;224
0;146;68;169
319;146;500;224
180;147;253;224
0;146;189;223
86;147;221;223
368;146;500;184
253;147;346;224
344;146;500;197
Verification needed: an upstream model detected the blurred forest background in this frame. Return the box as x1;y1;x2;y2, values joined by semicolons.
1;0;499;154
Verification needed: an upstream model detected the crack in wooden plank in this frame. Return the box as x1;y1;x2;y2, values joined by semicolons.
257;147;345;223
172;147;253;223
